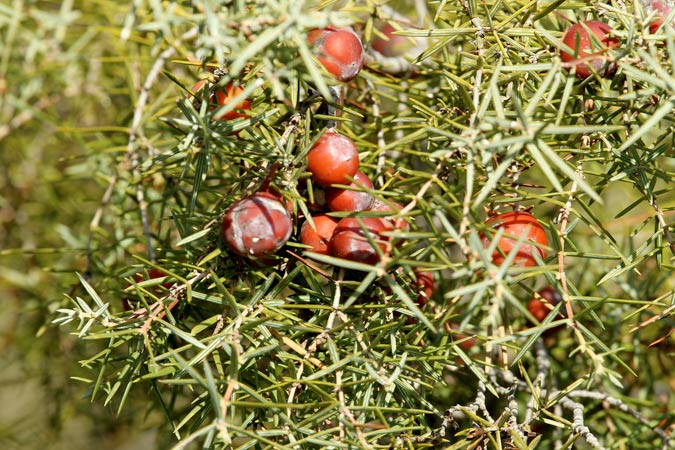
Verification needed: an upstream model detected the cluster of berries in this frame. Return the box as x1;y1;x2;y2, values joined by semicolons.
300;129;407;265
210;25;559;324
218;27;408;266
213;26;435;308
139;21;627;325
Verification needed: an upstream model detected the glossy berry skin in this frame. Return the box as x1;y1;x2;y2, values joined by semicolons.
123;268;172;311
528;286;564;323
307;26;365;82
560;21;619;79
325;171;374;212
222;192;293;258
481;211;548;267
307;131;359;187
191;79;251;120
330;217;387;265
300;214;339;255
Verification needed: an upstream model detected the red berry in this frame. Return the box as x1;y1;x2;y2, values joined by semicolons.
560;21;619;79
222;192;293;258
123;268;172;311
300;214;339;255
447;322;477;352
307;131;360;187
371;23;411;57
191;79;252;120
308;26;365;82
647;0;675;32
330;217;388;265
413;270;434;308
528;286;564;323
480;211;548;267
369;200;408;233
144;268;170;282
325;170;374;212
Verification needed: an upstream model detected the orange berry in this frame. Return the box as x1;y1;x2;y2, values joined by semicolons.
308;26;365;82
528;286;564;323
330;217;388;265
325;171;374;212
307;131;359;187
191;79;251;121
300;214;339;255
560;21;619;79
480;211;548;267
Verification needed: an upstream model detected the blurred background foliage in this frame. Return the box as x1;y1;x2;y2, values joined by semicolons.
2;0;675;449
0;0;161;448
